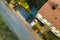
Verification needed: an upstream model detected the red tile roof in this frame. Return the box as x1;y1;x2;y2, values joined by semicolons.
38;0;60;30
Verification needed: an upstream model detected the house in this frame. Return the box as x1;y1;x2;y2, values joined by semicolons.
38;0;60;30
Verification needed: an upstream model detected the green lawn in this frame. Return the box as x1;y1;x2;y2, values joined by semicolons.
0;15;18;40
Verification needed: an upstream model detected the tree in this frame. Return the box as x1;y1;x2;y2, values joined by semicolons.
14;0;31;12
6;0;12;3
